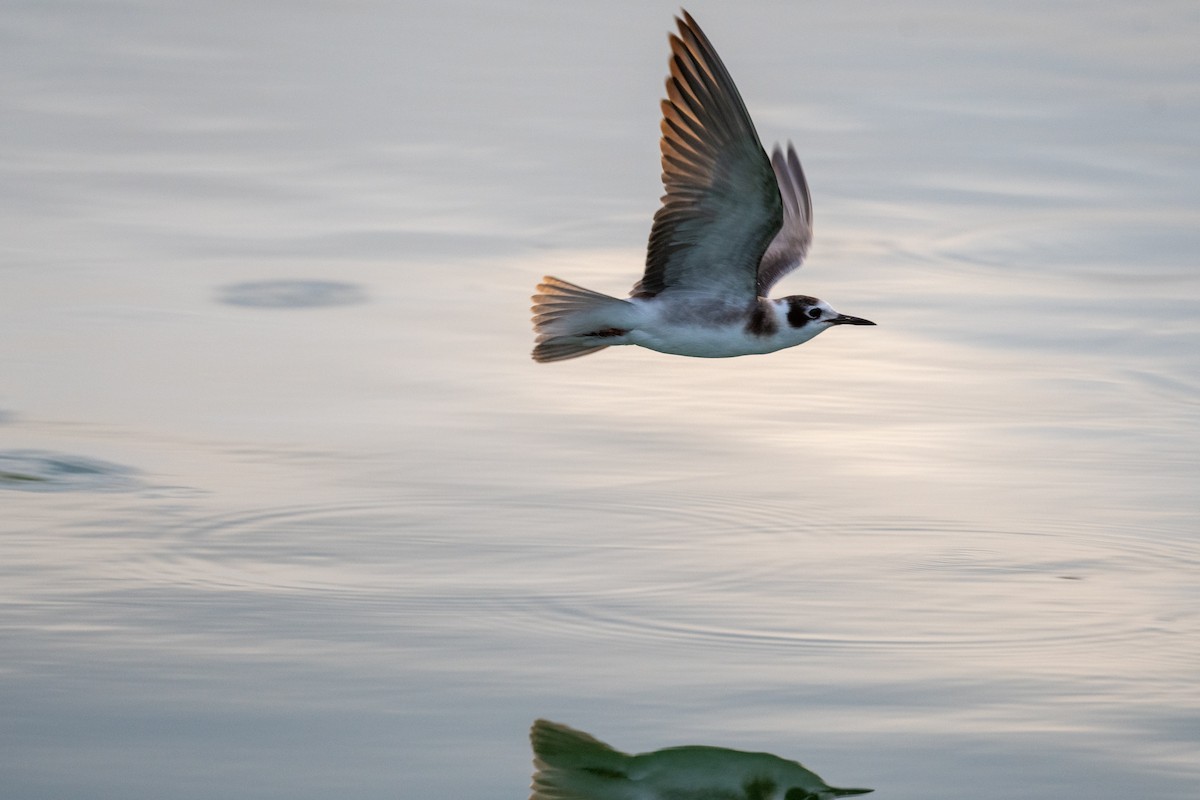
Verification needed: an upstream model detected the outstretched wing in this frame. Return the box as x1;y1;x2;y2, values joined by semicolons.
633;11;782;301
756;142;814;295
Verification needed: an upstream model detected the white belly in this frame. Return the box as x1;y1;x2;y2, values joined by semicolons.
627;323;784;357
614;295;826;358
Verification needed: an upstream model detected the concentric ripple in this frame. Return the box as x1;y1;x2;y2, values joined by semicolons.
113;489;1200;668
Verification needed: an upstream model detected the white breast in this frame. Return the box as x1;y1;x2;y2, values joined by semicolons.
625;295;801;358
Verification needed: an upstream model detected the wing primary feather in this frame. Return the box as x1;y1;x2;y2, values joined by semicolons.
636;12;783;300
662;116;711;162
772;148;800;215
669;50;733;142
787;142;813;225
755;142;814;295
677;10;756;129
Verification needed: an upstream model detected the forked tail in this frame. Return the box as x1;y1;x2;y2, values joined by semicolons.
530;276;634;363
529;719;633;800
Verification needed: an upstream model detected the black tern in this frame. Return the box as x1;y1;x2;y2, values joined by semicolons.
531;11;875;363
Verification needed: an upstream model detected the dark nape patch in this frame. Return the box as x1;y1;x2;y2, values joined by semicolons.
744;776;778;800
745;300;778;337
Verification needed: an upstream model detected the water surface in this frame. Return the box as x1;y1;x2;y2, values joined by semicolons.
2;2;1198;799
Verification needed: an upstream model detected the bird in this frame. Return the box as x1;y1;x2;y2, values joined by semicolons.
529;719;873;800
530;10;874;363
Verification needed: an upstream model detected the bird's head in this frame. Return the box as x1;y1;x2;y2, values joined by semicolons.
783;295;875;332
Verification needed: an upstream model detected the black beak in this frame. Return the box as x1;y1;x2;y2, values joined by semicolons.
830;313;875;326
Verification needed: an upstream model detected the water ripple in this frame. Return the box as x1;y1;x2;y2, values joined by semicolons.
113;491;1200;668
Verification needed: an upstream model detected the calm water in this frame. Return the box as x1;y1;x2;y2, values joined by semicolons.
3;2;1199;798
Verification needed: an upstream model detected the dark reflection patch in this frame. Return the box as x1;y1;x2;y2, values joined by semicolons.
784;789;818;800
745;777;778;800
0;450;141;492
216;280;368;309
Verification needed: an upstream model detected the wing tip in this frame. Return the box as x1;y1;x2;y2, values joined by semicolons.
677;8;700;35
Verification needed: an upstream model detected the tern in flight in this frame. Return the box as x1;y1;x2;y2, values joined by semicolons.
531;11;875;363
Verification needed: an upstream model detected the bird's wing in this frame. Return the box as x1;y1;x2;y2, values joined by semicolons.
633;11;782;301
756;142;814;295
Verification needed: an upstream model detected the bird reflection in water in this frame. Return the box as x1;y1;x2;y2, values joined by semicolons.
530;719;872;800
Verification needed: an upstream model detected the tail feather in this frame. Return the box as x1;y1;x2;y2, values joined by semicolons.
531;341;610;363
531;276;633;363
529;720;633;800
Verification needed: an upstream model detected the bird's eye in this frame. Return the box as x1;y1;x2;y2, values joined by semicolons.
807;307;821;320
